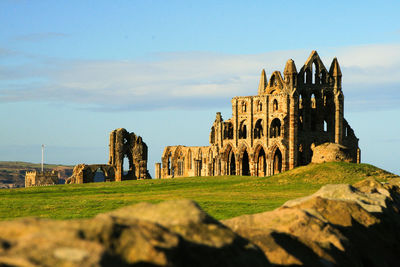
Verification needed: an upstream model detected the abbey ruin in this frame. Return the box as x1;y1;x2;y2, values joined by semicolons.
156;51;361;178
66;128;150;184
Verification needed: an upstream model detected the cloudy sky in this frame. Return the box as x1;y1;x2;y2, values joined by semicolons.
1;0;400;175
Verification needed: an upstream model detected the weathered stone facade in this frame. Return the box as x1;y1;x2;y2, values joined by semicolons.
25;170;59;187
67;128;150;184
158;51;360;178
109;128;150;181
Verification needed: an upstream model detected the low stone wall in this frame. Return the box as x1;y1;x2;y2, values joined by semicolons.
1;177;400;266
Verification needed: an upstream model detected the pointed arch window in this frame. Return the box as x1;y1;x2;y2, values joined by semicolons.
273;99;278;111
270;118;281;138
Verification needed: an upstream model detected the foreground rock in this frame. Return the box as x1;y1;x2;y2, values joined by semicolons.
1;177;400;266
223;177;400;266
0;200;268;267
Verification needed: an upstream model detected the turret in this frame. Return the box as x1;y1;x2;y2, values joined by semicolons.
284;59;298;90
329;57;344;144
329;57;342;90
257;69;267;95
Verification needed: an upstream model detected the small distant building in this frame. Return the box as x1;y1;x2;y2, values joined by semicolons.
25;170;59;187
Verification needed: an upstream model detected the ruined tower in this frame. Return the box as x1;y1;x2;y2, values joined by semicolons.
109;128;150;180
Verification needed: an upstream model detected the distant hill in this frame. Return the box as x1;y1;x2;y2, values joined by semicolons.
0;161;74;188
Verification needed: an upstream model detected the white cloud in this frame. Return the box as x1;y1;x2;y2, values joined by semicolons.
1;44;400;111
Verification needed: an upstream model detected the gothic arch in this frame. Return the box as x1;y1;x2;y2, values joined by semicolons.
238;144;251;176
254;119;263;139
239;120;247;139
224;144;236;176
272;148;283;175
254;144;267;177
270;118;281;138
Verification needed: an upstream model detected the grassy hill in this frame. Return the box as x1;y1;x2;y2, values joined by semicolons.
0;162;397;221
0;161;73;188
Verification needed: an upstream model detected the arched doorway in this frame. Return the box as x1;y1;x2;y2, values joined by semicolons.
256;147;266;177
228;150;236;175
93;168;106;182
241;150;250;176
273;149;282;175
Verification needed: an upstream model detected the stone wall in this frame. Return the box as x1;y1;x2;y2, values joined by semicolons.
25;170;59;187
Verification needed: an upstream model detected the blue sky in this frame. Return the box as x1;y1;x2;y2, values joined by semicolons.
1;0;400;175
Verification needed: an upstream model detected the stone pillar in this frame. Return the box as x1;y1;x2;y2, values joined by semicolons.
288;94;298;169
155;163;161;179
334;93;343;144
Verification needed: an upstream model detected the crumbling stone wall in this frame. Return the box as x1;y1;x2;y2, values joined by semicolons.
67;128;150;184
65;164;115;184
159;51;361;178
109;128;150;181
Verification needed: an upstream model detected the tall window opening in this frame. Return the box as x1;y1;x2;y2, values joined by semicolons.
257;147;266;177
167;152;172;176
273;99;278;111
223;122;233;140
239;120;247;139
229;150;236;175
312;62;318;84
273;149;282;175
270;118;281;138
254;119;263;139
241;150;250;176
241;102;247;112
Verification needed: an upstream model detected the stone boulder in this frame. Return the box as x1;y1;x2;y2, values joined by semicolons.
0;199;268;267
311;142;354;163
223;177;400;266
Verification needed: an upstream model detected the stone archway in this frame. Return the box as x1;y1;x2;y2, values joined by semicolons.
273;148;282;175
228;150;236;175
255;146;266;177
241;150;250;176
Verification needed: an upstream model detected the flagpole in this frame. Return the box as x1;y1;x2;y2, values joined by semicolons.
41;144;44;172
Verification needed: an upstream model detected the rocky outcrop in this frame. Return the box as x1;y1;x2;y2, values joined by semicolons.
1;178;400;266
311;142;354;163
0;200;268;267
223;177;400;266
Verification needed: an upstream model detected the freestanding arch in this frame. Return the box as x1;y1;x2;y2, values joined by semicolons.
273;148;282;175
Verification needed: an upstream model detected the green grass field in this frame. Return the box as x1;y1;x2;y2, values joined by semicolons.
0;162;397;221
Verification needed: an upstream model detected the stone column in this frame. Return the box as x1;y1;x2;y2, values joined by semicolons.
288;94;298;169
334;93;343;144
